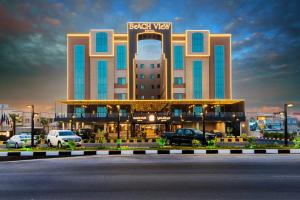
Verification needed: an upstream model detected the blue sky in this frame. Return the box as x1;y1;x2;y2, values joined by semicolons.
0;0;299;112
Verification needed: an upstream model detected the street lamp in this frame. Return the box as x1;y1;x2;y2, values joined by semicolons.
284;103;294;146
116;105;121;148
26;105;35;147
201;104;208;145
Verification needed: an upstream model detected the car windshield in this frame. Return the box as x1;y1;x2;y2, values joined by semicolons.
19;135;31;139
59;131;75;136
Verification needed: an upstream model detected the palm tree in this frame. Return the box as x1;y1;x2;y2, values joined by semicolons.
9;114;21;135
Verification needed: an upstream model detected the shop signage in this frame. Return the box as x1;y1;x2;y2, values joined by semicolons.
157;116;171;122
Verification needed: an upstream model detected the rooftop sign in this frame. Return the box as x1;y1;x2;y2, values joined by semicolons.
128;22;171;31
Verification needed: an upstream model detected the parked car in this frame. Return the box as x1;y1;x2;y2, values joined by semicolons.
47;130;82;148
76;128;95;140
162;128;216;146
6;134;38;148
210;130;223;138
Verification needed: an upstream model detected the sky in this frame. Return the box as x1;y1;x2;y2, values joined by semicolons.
0;0;300;113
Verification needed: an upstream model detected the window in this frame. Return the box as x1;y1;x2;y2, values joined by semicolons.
136;64;138;68
141;95;145;99
136;74;138;78
174;77;183;85
117;93;126;100
140;84;145;89
140;64;144;69
157;95;161;99
150;74;155;79
150;64;155;68
157;64;160;68
192;32;204;52
176;129;184;136
96;32;108;52
185;129;193;136
97;106;107;117
140;74;145;79
117;77;126;85
215;45;225;99
75;107;85;118
116;45;126;69
174;93;184;99
136;84;138;89
151;96;155;99
174;46;183;69
194;105;202;116
98;60;107;99
151;85;155;89
157;74;160;78
74;45;85;100
193;60;202;99
157;84;160;89
174;109;182;117
119;109;126;117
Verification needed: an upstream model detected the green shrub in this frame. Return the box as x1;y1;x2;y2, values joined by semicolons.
157;137;166;149
293;136;300;148
67;141;76;150
192;139;200;147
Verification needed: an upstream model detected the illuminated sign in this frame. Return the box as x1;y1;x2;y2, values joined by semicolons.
128;22;171;31
132;116;147;122
157;116;171;122
149;115;155;122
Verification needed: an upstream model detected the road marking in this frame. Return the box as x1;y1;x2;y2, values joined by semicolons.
170;150;182;154
266;149;278;154
46;151;59;156
121;150;133;155
96;151;109;155
20;151;33;156
71;151;84;156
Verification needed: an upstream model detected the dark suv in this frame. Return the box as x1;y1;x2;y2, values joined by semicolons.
163;128;209;145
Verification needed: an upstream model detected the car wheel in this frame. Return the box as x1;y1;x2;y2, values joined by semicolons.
166;139;172;146
15;143;19;149
58;141;62;148
47;140;52;147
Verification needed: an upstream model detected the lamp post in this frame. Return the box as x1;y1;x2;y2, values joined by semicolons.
116;105;121;148
26;105;35;147
201;104;208;145
284;103;294;146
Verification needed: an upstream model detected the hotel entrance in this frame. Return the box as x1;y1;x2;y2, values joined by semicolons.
133;124;166;139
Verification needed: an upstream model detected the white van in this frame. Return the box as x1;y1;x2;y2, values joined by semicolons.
47;130;82;148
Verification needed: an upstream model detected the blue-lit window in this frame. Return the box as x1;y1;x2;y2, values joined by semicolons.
116;45;126;69
174;109;182;117
174;77;183;85
140;74;145;79
174;93;184;99
193;60;202;99
97;106;107;117
117;93;126;100
174;46;184;69
117;77;126;85
96;32;108;52
194;106;202;117
150;64;155;68
98;60;107;99
75;107;85;118
140;64;144;69
192;32;204;52
140;84;145;90
150;74;155;79
215;45;225;99
74;45;85;100
120;109;126;117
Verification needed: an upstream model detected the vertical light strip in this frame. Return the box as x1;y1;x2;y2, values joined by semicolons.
97;60;107;99
193;60;202;99
214;45;225;99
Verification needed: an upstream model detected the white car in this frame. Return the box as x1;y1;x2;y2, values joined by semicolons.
47;130;82;148
6;134;37;148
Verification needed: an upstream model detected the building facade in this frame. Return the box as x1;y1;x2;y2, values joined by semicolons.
55;22;245;139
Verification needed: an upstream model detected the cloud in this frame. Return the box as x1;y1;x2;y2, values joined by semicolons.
44;17;61;27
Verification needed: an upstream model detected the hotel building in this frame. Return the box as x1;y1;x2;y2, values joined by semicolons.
55;22;245;139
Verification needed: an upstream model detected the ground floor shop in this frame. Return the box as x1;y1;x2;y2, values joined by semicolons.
55;100;246;139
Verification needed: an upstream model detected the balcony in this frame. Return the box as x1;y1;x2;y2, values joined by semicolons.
54;112;245;123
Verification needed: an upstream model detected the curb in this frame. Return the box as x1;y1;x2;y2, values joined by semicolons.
1;149;300;160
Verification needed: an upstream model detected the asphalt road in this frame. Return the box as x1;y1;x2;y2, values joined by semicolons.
1;155;300;200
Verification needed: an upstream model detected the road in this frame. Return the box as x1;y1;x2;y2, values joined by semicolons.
1;155;300;200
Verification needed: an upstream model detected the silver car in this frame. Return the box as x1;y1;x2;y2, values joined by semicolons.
6;135;37;148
